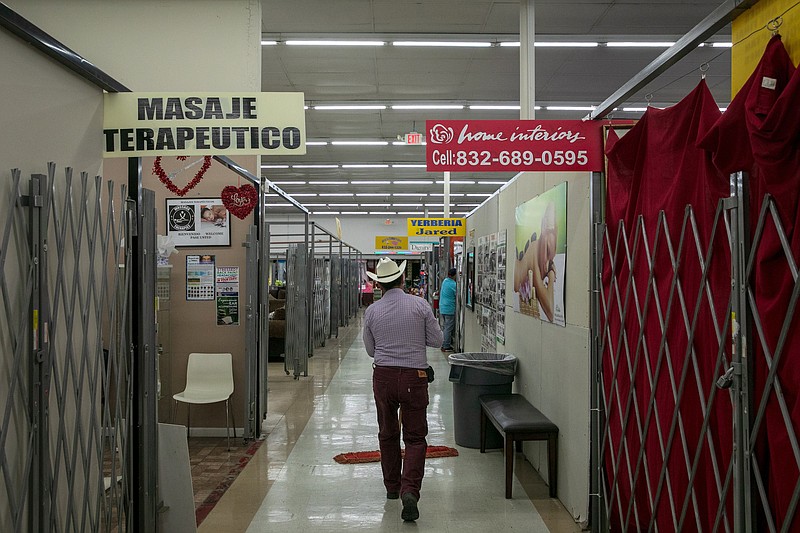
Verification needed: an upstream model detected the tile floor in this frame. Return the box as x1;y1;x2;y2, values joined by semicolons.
196;314;581;532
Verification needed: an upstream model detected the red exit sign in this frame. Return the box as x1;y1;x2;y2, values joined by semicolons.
405;132;424;145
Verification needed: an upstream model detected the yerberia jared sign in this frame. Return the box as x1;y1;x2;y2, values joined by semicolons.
407;217;466;237
426;119;605;172
103;92;306;157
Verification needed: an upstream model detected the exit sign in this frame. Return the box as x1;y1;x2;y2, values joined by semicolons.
405;132;423;145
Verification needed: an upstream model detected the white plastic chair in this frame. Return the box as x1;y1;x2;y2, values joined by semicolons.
172;353;236;450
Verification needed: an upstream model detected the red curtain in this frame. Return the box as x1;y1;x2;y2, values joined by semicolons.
699;35;800;531
603;80;732;531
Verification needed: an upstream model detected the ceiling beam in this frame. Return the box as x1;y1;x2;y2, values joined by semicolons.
588;0;760;120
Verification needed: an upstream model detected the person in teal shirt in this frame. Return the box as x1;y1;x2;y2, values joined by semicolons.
439;268;457;352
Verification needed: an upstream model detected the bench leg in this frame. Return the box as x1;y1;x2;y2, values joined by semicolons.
480;409;487;453
505;434;514;499
547;433;558;498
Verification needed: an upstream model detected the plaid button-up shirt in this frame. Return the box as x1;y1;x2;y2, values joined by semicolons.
363;288;443;369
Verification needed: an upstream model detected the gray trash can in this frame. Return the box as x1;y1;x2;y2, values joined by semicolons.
448;353;517;449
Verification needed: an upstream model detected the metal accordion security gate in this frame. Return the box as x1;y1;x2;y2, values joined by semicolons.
0;164;156;532
310;258;329;350
285;243;309;379
330;256;341;338
592;171;800;532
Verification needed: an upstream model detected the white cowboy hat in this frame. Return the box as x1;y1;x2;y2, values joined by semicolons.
366;257;407;283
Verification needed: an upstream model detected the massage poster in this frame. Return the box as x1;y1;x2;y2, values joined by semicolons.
513;182;567;326
166;197;231;247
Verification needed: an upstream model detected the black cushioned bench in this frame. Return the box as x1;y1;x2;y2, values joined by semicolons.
479;393;559;499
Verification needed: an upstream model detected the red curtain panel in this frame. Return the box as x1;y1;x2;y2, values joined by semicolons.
699;35;800;532
603;80;732;532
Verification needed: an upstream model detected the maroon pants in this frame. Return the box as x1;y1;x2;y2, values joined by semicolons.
372;366;429;500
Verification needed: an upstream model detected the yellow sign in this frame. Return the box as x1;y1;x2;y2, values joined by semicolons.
103;92;306;157
407;217;466;237
375;236;408;250
731;0;799;98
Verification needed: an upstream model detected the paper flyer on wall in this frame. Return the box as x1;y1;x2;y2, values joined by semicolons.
186;255;215;301
215;266;240;326
496;229;507;344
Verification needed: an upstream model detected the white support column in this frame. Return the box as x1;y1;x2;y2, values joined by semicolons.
520;0;535;120
443;171;451;217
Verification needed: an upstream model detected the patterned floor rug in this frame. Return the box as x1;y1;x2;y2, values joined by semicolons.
194;438;264;525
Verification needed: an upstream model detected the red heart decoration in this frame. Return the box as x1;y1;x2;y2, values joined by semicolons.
152;156;213;197
221;184;258;219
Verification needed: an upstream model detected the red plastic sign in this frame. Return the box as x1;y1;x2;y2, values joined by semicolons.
426;119;606;172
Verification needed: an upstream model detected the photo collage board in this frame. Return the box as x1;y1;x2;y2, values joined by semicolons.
475;230;507;353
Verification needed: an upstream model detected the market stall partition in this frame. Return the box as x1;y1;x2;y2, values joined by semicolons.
593;33;800;533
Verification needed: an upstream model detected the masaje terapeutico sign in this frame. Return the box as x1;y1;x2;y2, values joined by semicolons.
103;92;306;157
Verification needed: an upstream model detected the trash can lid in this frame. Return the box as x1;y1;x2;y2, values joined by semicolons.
448;352;517;376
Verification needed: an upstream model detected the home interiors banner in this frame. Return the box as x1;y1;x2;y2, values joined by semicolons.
103;92;306;157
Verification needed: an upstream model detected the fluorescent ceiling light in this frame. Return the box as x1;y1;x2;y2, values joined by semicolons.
360;203;389;207
331;140;389;146
299;203;328;207
397;212;421;215
606;42;675;47
392;41;492;48
306;141;328;146
466;193;492;197
392;141;427;146
339;211;363;215
356;193;388;196
536;42;598;47
622;107;647;112
546;105;596;111
457;204;481;207
392;164;427;168
393;193;423;197
291;193;318;197
307;181;348;185
312;211;338;215
711;42;733;48
261;40;278;46
272;181;306;185
469;105;520;110
292;164;338;168
394;203;423;207
351;180;392;185
314;105;386;111
436;180;474;184
391;104;464;110
369;212;390;215
342;164;389;168
285;40;385;46
261;164;289;169
327;203;359;207
477;181;505;185
393;180;434;184
321;193;353;197
719;107;728;112
499;42;519;47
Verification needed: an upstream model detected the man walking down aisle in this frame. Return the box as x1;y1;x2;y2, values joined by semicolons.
363;258;443;522
439;267;457;353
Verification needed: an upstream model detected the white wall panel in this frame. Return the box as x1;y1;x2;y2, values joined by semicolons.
464;170;592;524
